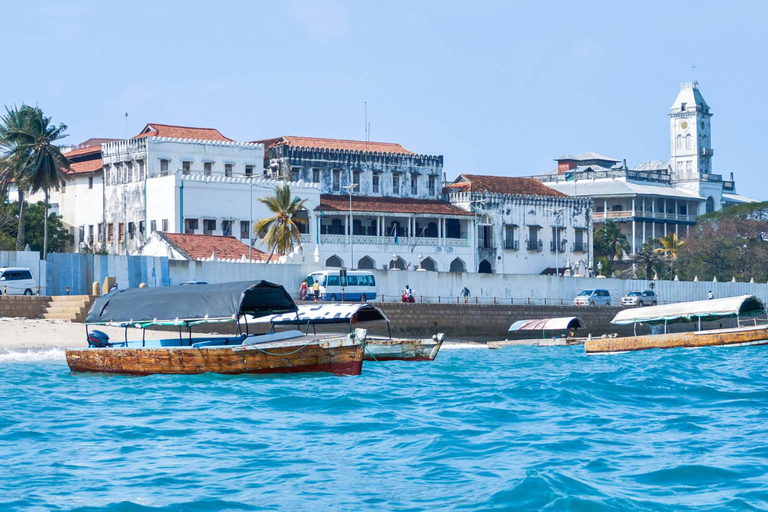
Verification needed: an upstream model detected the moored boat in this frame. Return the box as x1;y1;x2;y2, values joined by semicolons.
488;316;587;349
65;281;365;376
253;303;445;361
585;295;768;355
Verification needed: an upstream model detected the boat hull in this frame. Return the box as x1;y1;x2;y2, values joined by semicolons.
66;340;364;376
364;337;443;361
585;324;768;355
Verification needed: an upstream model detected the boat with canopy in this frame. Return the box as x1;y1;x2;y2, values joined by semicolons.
252;303;445;361
488;317;587;348
585;295;768;354
65;281;365;376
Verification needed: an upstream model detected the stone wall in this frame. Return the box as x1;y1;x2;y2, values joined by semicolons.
0;296;51;319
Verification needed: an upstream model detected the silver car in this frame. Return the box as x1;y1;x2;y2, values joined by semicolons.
573;289;611;306
621;290;657;307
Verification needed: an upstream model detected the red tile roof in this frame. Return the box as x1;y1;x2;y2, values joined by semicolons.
67;159;102;175
134;123;232;142
64;138;118;160
446;174;568;197
257;136;414;155
157;232;269;261
317;194;472;216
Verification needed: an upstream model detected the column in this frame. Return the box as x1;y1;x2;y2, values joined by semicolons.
632;220;636;255
675;224;679;238
604;199;608;219
642;221;646;245
663;199;668;236
651;199;656;239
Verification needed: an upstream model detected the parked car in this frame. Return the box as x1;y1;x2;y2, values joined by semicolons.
0;267;37;295
621;290;657;307
573;289;611;306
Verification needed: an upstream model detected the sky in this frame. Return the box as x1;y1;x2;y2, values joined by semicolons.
2;1;767;198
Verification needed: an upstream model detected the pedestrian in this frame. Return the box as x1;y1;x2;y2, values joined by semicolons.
708;290;714;300
461;286;471;304
299;280;308;301
312;280;320;301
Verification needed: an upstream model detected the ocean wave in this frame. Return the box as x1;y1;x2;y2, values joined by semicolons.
0;347;66;362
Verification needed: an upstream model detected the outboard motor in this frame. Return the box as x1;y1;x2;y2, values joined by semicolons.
87;330;110;348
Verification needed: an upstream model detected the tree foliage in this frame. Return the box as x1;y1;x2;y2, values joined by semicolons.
254;184;308;263
594;220;630;261
0;200;71;253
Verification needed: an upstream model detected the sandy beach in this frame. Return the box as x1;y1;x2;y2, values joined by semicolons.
0;317;172;351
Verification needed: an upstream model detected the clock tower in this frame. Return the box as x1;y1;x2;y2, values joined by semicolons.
669;81;713;180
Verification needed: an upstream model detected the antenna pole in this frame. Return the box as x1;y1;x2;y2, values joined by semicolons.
125;112;128;139
364;102;368;143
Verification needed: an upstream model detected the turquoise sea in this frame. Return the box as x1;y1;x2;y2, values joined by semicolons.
2;345;768;511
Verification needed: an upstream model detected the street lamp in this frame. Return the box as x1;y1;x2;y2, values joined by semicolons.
597;260;603;277
417;253;425;271
391;252;398;270
344;184;357;269
249;176;253;262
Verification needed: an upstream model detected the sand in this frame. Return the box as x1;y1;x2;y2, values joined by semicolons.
0;317;172;351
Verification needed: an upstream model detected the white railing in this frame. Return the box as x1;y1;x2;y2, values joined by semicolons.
300;233;311;244
593;211;696;222
318;234;470;248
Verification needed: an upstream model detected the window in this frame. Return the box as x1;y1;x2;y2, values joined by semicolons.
204;219;216;235
88;225;94;245
225;163;233;178
160;159;169;175
151;220;157;233
107;224;114;243
527;226;541;251
204;162;212;176
125;162;133;183
353;171;360;190
428;175;436;196
372;173;380;193
327;275;340;286
551;227;565;253
332;170;341;192
139;221;145;237
574;229;587;253
128;222;135;240
245;165;254;177
118;223;125;243
79;226;85;244
240;221;250;239
185;218;199;234
685;133;692;150
392;174;400;195
410;174;418;195
222;220;233;236
98;223;104;242
182;161;191;175
88;176;93;189
162;219;169;231
504;225;518;250
681;102;687;112
138;160;145;180
291;167;301;182
312;168;321;183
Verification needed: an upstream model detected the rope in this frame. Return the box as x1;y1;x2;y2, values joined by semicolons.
241;336;317;356
363;345;397;374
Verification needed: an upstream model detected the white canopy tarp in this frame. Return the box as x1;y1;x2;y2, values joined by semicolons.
246;303;389;326
508;317;586;332
611;295;765;325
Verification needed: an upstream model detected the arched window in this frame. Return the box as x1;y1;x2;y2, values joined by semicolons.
357;256;375;270
420;257;437;271
449;258;466;273
478;259;492;274
706;196;715;213
293;208;309;234
685;133;692;150
390;256;406;270
330;218;343;235
676;134;682;150
326;255;343;267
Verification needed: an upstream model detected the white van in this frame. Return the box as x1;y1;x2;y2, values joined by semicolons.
0;267;37;295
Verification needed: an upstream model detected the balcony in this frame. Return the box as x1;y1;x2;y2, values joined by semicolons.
592;211;697;223
550;240;567;253
318;234;470;248
573;241;588;253
504;239;519;251
527;240;543;252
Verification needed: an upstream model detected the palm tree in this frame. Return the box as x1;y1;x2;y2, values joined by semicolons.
0;106;33;250
596;220;630;262
255;184;308;263
0;105;70;257
654;233;684;278
633;240;662;279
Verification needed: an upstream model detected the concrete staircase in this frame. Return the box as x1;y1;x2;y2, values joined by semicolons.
39;295;94;322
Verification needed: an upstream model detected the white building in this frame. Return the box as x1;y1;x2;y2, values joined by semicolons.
535;82;753;256
446;174;593;275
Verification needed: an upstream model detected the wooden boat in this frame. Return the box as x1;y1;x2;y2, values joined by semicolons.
585;295;768;355
488;317;587;349
253;303;445;362
65;281;365;376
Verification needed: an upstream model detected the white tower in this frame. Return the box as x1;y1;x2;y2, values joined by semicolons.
669;81;713;179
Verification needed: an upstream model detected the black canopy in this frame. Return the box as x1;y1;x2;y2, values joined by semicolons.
85;280;297;327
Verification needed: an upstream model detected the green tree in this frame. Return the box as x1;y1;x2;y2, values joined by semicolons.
594;220;630;261
632;239;662;279
254;184;308;263
0;200;71;254
0;105;70;257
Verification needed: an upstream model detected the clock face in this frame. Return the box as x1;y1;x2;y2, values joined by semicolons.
681;120;689;130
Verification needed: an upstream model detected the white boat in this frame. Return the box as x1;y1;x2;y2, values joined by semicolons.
251;303;445;361
488;316;587;349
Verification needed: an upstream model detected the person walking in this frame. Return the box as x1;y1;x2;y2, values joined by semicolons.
312;280;320;301
299;280;308;301
461;286;471;304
